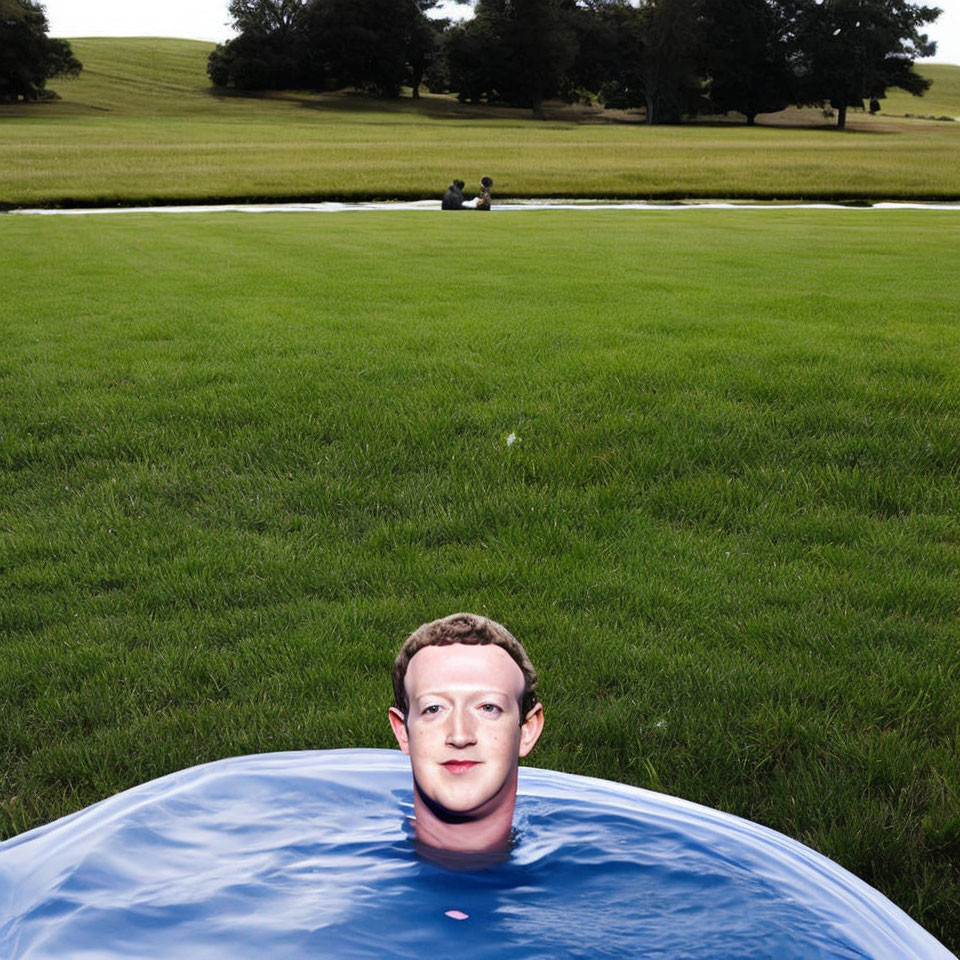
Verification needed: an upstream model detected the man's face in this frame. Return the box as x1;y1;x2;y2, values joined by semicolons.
389;643;543;820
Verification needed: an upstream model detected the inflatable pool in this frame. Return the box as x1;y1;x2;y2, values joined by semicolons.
0;749;954;959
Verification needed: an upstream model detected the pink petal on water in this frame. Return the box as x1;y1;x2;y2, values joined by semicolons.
444;910;470;921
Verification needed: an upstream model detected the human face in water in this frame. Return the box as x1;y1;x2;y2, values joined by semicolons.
389;643;543;820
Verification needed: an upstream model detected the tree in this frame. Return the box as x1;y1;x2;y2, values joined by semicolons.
406;5;441;98
569;0;648;109
0;0;81;103
207;32;306;89
227;0;307;37
207;0;309;89
501;0;580;118
701;0;795;123
792;0;940;129
305;0;434;97
445;14;507;103
636;0;705;123
209;0;437;97
446;0;579;118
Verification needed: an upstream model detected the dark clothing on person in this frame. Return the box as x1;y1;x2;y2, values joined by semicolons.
442;181;465;210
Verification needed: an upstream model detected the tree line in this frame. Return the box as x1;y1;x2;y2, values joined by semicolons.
0;0;82;103
208;0;940;128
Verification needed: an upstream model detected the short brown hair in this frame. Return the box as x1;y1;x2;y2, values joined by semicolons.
392;613;539;719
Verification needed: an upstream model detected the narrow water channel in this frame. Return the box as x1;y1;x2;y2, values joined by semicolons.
7;200;960;215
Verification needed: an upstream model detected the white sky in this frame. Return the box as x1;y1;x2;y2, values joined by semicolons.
43;0;959;64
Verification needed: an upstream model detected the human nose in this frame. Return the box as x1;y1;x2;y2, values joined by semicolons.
445;706;477;748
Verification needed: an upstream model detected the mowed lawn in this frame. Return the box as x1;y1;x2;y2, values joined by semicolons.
1;209;959;948
1;38;959;206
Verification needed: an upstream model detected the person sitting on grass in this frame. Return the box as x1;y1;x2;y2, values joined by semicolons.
441;179;466;210
388;613;544;855
460;176;494;211
475;176;493;211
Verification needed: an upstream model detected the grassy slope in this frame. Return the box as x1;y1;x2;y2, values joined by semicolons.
1;209;958;949
25;37;225;116
0;38;959;206
880;63;960;118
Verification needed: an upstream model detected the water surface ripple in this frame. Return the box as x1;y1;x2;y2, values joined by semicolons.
0;750;953;959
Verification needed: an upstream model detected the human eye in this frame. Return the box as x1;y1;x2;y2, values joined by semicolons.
479;703;503;716
421;704;443;716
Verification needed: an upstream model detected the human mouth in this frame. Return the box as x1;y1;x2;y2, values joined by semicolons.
442;761;480;775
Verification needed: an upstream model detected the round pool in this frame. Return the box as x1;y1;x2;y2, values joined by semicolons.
0;749;953;959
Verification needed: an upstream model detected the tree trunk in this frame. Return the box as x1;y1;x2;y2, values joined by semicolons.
837;104;847;129
746;113;756;126
531;93;545;120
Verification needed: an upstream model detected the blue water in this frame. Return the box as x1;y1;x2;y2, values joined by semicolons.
0;749;953;959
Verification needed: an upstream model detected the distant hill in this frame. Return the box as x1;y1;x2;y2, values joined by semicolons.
42;36;546;121
46;37;217;116
48;37;959;122
879;64;960;119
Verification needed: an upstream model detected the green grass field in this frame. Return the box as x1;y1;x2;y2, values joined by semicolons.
1;38;959;206
1;208;958;949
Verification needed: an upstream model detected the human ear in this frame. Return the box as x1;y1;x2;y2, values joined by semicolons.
389;707;410;754
518;703;544;758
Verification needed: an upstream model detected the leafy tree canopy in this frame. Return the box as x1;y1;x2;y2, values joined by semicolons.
701;0;795;123
204;0;943;128
306;0;430;97
210;0;435;96
0;0;81;103
792;0;941;127
637;0;706;123
446;0;579;117
227;0;308;37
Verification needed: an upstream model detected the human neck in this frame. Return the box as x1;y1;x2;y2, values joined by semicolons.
410;781;517;855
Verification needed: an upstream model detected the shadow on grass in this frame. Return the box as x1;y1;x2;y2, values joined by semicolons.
207;85;904;134
0;82;906;135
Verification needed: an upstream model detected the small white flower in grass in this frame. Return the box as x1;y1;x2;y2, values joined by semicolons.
506;432;518;447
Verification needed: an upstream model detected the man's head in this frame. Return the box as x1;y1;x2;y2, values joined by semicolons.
388;614;543;850
392;613;538;720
